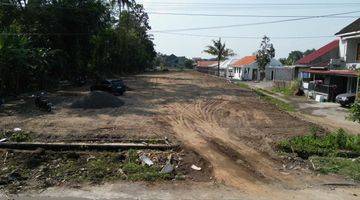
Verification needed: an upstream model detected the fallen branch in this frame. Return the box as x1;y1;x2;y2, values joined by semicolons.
0;142;179;152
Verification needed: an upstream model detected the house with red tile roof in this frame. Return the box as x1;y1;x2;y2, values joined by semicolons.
229;55;282;81
196;60;218;74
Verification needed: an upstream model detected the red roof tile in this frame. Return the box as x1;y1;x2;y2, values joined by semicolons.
296;40;339;66
305;70;359;77
231;56;256;68
197;61;218;68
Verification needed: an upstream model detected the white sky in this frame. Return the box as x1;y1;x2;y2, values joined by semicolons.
138;0;359;59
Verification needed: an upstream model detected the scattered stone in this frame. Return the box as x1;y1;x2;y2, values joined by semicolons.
13;128;22;132
139;155;154;166
191;164;201;171
161;163;174;174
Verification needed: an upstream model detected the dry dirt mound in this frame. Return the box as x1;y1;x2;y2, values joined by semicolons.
71;91;124;109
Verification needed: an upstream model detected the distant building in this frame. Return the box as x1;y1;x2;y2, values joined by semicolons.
301;18;360;102
230;56;282;81
336;18;360;69
196;60;218;75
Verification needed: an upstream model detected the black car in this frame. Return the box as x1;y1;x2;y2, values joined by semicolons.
90;79;126;96
335;93;356;107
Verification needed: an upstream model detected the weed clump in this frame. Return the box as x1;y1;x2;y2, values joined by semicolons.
278;129;360;159
279;129;360;181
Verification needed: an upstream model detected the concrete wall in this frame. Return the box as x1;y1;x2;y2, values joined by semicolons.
232;62;257;80
339;37;360;63
346;38;360;63
266;67;295;81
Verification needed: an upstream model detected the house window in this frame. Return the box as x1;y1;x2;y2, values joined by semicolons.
357;43;360;62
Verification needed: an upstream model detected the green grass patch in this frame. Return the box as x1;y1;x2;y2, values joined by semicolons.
0;130;33;142
278;129;360;159
255;89;295;112
271;80;301;96
310;156;360;181
272;87;294;96
0;150;176;193
236;82;251;89
279;129;360;181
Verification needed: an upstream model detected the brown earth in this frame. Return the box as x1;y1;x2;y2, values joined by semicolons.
0;71;359;199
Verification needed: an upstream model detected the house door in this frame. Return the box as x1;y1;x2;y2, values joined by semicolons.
271;71;274;80
252;69;258;80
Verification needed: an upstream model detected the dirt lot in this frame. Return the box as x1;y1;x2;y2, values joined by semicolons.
0;71;359;199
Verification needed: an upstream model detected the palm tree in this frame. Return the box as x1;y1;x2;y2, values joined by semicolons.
204;38;234;77
110;0;134;25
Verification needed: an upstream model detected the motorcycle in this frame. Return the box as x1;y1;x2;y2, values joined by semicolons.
33;92;53;112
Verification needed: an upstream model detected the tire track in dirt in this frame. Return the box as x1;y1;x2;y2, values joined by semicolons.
161;97;300;194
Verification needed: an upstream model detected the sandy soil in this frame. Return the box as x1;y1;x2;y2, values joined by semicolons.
1;71;359;199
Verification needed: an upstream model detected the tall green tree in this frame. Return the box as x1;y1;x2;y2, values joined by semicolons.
256;36;275;80
204;38;234;76
110;0;134;25
0;0;156;94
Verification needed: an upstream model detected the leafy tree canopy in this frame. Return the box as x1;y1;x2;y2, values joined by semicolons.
0;0;156;94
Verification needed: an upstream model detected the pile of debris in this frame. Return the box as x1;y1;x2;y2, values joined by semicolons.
71;91;124;109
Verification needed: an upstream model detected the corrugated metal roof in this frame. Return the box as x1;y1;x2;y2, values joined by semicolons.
305;70;359;77
336;18;360;35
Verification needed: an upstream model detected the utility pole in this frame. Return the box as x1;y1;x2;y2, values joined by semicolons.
356;72;359;101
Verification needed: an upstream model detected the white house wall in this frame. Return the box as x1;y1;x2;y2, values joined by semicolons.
339;39;347;60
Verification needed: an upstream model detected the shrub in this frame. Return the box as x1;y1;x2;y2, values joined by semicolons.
348;102;360;123
278;129;360;159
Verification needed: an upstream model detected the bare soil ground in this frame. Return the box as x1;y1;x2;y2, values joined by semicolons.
0;71;359;199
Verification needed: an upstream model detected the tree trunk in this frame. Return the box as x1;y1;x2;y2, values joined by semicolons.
217;59;220;77
118;0;122;27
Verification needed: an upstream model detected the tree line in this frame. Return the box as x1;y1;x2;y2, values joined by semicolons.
0;0;156;95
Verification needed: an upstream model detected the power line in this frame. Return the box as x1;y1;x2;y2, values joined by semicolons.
153;31;335;40
0;33;92;36
141;2;360;6
147;11;360;18
152;10;360;32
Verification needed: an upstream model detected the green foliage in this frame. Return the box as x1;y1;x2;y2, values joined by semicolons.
348;102;360;123
204;38;234;76
272;80;301;96
237;83;251;89
254;89;295;112
311;157;360;181
0;1;156;95
154;53;194;69
256;36;275;80
279;49;315;65
10;131;32;142
278;129;360;158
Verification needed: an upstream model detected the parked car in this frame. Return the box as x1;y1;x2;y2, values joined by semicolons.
90;79;126;96
335;93;356;107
